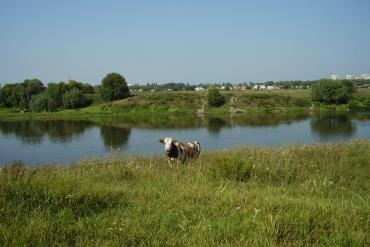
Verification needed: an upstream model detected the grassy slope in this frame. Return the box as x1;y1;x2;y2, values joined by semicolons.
1;141;369;246
111;89;313;114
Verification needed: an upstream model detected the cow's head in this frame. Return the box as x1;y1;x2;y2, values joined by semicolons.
159;137;179;157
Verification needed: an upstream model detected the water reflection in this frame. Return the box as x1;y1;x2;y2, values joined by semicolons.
207;117;226;135
310;113;356;137
206;113;309;135
100;125;131;148
0;120;94;144
0;112;367;143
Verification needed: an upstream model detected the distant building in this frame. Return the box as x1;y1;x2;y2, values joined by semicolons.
195;87;206;92
330;74;338;80
260;85;266;90
345;74;354;80
266;86;274;90
361;74;370;80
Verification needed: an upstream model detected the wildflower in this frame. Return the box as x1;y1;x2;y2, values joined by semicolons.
329;180;334;185
253;208;261;222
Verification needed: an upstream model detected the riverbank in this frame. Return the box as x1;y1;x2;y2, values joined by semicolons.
1;141;369;245
1;89;369;119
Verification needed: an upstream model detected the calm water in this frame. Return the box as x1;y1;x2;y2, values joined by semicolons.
1;112;370;165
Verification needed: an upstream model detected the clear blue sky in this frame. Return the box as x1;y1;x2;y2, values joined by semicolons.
1;0;369;85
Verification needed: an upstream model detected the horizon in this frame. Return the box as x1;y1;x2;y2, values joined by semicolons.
1;0;370;85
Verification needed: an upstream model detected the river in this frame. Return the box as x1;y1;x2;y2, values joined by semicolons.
1;112;370;165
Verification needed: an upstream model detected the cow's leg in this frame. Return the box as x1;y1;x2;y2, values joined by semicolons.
168;158;173;168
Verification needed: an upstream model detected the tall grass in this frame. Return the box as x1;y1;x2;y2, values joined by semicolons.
1;141;369;246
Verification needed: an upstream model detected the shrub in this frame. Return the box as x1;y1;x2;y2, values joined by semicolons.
207;87;225;107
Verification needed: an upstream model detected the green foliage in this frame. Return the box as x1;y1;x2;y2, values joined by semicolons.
311;79;354;104
348;97;370;111
44;82;68;110
81;83;94;94
63;89;89;109
29;94;49;112
209;154;252;182
0;84;17;107
100;73;130;102
207;87;225;107
0;79;44;108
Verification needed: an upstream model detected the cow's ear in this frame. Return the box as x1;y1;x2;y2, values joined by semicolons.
159;139;165;144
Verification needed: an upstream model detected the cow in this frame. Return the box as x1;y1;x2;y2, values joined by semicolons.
159;137;201;164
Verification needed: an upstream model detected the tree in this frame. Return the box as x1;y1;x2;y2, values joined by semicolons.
100;73;130;101
0;84;17;107
44;82;68;110
82;83;94;94
207;87;225;107
311;79;354;104
63;89;89;109
29;94;49;112
22;79;44;108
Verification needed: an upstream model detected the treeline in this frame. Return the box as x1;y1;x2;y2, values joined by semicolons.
274;79;370;89
0;79;93;111
129;82;196;91
0;72;130;112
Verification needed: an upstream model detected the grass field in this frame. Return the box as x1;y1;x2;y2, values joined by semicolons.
1;141;369;246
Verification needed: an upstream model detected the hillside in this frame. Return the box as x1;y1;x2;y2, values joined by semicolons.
111;89;312;114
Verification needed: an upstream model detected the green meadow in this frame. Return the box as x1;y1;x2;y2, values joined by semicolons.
1;141;369;246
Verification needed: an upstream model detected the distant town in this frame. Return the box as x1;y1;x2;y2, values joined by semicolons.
330;73;370;80
128;74;370;92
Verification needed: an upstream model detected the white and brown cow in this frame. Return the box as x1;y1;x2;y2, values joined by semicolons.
159;137;201;164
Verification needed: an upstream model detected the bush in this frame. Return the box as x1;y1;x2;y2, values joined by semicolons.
63;89;89;109
311;79;354;104
29;94;49;112
207;87;225;107
100;73;130;102
348;98;370;111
